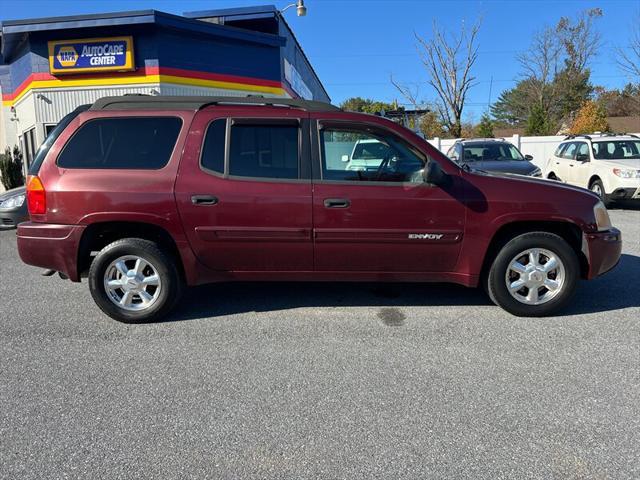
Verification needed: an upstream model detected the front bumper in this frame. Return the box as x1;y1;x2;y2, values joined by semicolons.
610;187;640;201
17;222;86;282
0;205;28;229
583;228;622;279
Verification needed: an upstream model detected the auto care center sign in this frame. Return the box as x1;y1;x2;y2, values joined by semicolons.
48;36;135;74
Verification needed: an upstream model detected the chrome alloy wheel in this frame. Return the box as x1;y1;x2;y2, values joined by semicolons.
505;248;566;306
103;255;162;311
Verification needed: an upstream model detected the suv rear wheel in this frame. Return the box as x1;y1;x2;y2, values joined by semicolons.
88;238;182;323
487;232;579;317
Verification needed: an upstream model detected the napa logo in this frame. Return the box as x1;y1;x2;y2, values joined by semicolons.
56;46;79;67
48;36;135;75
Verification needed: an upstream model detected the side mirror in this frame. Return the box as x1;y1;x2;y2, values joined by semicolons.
423;161;449;186
524;154;533;161
576;153;589;162
341;154;349;162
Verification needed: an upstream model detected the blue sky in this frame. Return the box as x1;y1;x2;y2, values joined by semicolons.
3;0;638;120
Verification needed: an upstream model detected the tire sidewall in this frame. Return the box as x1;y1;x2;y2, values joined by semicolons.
89;239;180;323
488;233;579;317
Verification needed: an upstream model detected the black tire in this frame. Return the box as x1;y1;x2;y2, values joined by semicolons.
486;232;579;317
88;238;182;323
589;178;611;207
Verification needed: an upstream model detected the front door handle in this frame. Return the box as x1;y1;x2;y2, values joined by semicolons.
324;198;350;208
191;195;218;205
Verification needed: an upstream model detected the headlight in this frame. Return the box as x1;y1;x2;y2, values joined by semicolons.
529;167;542;177
593;201;612;231
0;193;25;209
613;168;640;178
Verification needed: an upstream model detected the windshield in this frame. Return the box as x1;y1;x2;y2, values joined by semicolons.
592;140;640;160
28;104;90;175
462;143;524;162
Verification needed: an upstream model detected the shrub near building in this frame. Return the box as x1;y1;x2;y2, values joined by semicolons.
0;147;25;191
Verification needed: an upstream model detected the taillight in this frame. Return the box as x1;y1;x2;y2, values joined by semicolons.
26;175;46;215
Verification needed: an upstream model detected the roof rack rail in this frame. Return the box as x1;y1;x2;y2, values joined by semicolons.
563;134;592;140
90;95;341;112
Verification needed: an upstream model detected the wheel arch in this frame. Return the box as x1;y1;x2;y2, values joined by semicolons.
480;220;589;283
77;221;186;282
588;174;604;190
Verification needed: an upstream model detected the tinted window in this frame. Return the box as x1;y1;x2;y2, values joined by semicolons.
592;140;640;159
229;124;299;179
201;119;226;174
58;117;182;169
320;128;425;183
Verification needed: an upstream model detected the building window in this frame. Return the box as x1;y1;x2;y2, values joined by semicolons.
22;128;37;169
44;124;57;139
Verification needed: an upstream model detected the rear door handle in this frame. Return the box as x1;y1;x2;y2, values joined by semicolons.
324;198;350;208
191;195;218;205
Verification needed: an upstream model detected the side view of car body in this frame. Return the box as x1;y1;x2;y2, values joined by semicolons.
446;138;542;177
17;96;621;323
0;186;28;229
545;134;640;206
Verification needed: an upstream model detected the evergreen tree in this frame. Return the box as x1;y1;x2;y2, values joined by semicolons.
525;104;553;135
476;113;495;137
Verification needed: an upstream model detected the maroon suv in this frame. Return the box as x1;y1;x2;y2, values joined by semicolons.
17;96;621;323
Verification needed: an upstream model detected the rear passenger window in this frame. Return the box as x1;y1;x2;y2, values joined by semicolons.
201;119;226;174
229;124;299;179
58;117;181;169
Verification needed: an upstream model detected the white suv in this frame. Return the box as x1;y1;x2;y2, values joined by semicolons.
545;134;640;206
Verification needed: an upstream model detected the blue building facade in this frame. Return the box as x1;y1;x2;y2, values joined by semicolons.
0;5;329;175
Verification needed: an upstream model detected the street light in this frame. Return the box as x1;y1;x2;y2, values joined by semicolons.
281;0;307;16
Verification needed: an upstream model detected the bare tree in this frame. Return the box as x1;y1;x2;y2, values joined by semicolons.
389;75;421;111
412;19;481;137
615;12;640;79
517;27;562;98
556;8;603;72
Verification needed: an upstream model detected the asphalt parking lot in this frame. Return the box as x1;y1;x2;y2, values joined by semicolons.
1;208;639;479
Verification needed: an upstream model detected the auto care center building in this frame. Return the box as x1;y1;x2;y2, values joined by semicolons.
0;5;329;178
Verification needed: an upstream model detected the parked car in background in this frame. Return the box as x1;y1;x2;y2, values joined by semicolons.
447;139;541;177
0;186;28;229
17;95;620;323
545;134;640;206
344;138;390;171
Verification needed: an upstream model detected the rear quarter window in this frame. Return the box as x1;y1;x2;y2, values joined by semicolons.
57;117;182;169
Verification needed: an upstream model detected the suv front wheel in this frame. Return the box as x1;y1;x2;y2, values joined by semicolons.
487;232;579;317
88;238;182;323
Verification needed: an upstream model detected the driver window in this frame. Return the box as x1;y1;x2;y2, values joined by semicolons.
320;127;426;183
562;142;578;160
576;142;589;157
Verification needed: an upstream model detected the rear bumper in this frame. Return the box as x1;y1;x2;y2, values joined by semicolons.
17;222;85;282
583;228;622;279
